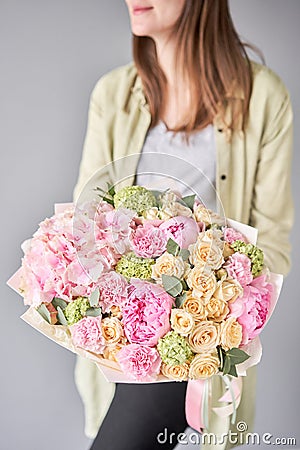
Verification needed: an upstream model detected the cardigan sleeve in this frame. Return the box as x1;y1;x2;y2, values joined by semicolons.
250;83;294;276
73;77;114;203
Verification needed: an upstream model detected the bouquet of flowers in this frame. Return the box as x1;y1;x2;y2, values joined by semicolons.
7;185;282;428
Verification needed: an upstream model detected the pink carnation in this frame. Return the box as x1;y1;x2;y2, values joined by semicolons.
159;216;199;249
224;253;253;287
229;274;273;344
223;227;248;245
130;222;167;258
97;272;129;313
117;344;161;381
122;279;174;346
70;316;106;354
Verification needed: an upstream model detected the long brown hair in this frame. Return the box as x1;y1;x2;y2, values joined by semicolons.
133;0;259;134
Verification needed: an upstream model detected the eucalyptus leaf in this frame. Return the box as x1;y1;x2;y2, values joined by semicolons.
175;292;187;308
57;306;68;326
179;248;190;261
89;288;100;307
166;238;180;257
181;279;189;291
37;304;51;324
162;274;183;298
226;348;250;365
52;297;68;310
85;307;102;317
181;194;196;210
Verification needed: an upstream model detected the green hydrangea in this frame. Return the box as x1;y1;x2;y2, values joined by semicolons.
64;297;90;325
157;331;194;366
231;240;264;277
115;252;155;280
114;186;157;215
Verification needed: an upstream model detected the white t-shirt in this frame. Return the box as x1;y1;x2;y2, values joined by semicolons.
135;121;216;211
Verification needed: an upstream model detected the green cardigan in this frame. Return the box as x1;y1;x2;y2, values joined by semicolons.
73;62;293;447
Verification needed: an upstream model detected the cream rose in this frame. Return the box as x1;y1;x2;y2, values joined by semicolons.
161;362;190;381
205;297;229;322
193;204;224;226
182;292;208;322
213;278;243;303
188;353;220;379
198;228;224;251
171;309;194;336
187;266;217;303
188;321;220;353
189;239;224;270
101;317;124;345
142;207;172;221
220;317;243;350
152;253;186;282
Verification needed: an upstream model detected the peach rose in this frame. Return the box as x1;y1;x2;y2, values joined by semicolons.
182;292;208;322
142;207;172;221
193;204;224;226
188;353;220;379
161;362;190;381
188;321;220;353
189;238;224;270
170;309;194;336
101;317;124;345
198;228;224;251
103;343;125;362
205;297;229;322
220;317;243;350
213;278;243;303
152;253;187;282
187;266;217;303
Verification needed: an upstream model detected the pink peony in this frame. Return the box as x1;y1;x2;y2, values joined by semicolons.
97;272;129;313
229;274;273;344
224;253;253;287
116;343;161;381
122;279;174;346
223;227;248;245
70;316;106;354
130;222;167;258
159;216;199;249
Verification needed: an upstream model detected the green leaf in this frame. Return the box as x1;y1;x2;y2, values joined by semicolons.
166;238;180;257
37;304;51;324
226;348;250;365
175;292;187;308
57;306;68;326
181;279;189;291
85;307;102;317
106;183;116;197
222;354;231;375
162;274;183;298
228;364;238;377
102;196;114;206
89;288;100;307
52;297;68;310
181;194;196;210
179;248;190;261
217;346;224;371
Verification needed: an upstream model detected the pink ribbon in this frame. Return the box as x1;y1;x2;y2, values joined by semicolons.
185;376;243;433
185;379;207;432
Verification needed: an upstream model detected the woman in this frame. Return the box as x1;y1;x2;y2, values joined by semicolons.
73;1;293;449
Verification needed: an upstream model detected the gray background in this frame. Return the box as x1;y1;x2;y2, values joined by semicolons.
1;1;299;449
